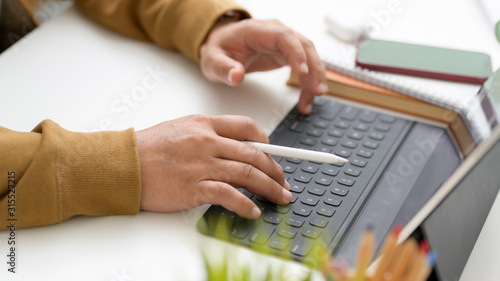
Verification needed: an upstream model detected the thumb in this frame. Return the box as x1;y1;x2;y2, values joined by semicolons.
202;51;245;86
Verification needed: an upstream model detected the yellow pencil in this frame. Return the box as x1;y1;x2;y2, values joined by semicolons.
352;224;375;281
387;239;417;281
370;224;403;281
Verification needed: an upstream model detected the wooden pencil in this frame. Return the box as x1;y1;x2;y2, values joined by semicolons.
352;225;375;281
387;239;418;281
371;224;403;281
404;246;427;281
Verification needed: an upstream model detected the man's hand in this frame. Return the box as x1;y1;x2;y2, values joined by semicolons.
200;18;328;115
136;115;291;219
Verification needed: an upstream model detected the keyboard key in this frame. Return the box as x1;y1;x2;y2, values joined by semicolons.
315;176;333;186
290;238;314;256
335;149;352;158
302;227;322;239
301;163;319;174
286;157;303;164
331;186;349;196
310;216;329;228
230;219;253;239
334;120;350;129
357;149;374;158
295;173;312;183
344;168;361;177
368;132;385;140
317;206;335;217
353;122;370;132
363;140;379;149
307;128;323;137
300;137;316;146
324;196;342;206
282;163;297;173
278;228;297;239
286;216;305;227
272;204;291;214
293;205;312;217
270;238;289;251
313;120;329;129
321;137;338;146
289;182;305;193
289;121;307;133
338;177;355;186
351;158;367;167
301;196;320;206
339;106;360;121
347;132;364;140
322;167;339;176
250;227;274;244
341;140;358;149
254;198;270;210
328;129;344;138
298;115;313;122
319;103;342;120
308;185;326;196
290;192;299;203
264;213;283;224
359;110;377;123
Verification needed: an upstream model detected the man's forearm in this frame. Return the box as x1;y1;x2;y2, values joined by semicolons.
0;120;141;229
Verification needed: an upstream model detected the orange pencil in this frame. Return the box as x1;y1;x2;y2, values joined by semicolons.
387;239;418;281
371;224;403;281
352;224;375;281
404;245;427;281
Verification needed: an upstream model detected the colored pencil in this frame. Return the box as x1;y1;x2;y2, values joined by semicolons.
370;224;403;281
352;225;375;281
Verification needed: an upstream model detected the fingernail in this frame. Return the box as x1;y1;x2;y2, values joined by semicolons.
252;207;261;218
300;62;309;74
284;179;291;190
282;189;292;203
318;82;328;94
228;68;236;84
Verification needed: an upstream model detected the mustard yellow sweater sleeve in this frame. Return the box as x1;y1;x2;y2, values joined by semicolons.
74;0;251;63
0;121;141;229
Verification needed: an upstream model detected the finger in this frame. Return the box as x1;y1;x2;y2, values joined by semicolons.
298;77;317;115
297;35;327;115
209;115;269;143
197;180;261;219
300;34;328;95
216;137;287;187
212;159;292;205
245;20;309;75
201;49;246;86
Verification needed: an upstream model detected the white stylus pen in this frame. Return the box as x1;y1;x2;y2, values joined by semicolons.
243;141;349;164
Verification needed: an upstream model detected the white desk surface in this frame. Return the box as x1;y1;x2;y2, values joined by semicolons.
1;0;500;280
